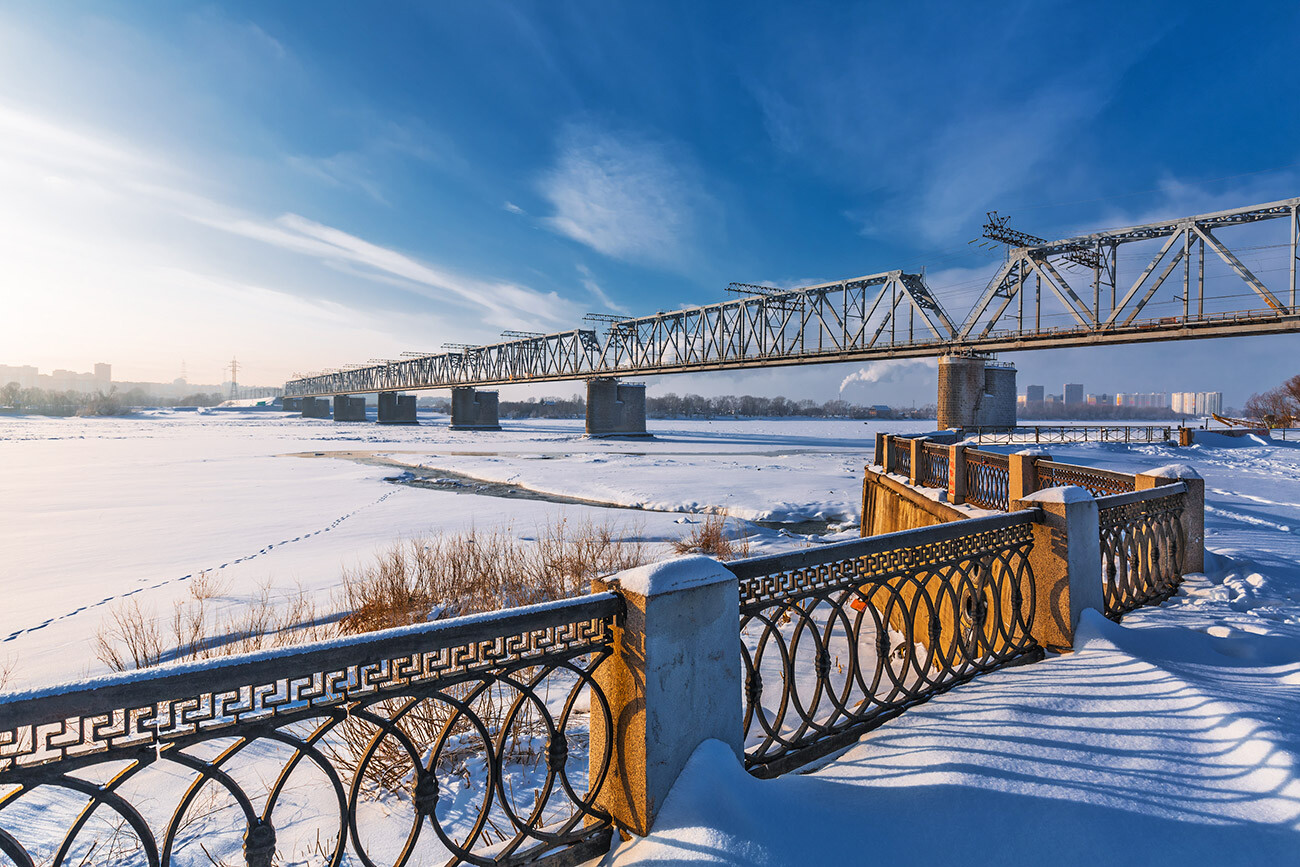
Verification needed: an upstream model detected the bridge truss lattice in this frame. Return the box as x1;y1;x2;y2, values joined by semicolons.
287;197;1300;397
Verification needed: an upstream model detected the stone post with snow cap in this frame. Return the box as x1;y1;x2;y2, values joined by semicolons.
874;432;887;468
882;435;896;474
591;555;742;836
1008;449;1051;502
1136;464;1205;573
1012;485;1103;652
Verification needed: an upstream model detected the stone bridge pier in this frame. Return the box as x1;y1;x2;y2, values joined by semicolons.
937;353;1016;430
586;378;648;437
281;397;302;412
450;387;501;430
300;397;331;419
378;391;418;424
333;395;368;422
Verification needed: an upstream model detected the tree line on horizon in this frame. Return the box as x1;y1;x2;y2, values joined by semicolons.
1244;375;1300;427
0;383;226;415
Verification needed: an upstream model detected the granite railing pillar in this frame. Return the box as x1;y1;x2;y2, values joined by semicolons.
874;432;887;468
882;435;896;474
1136;465;1205;573
1011;486;1103;652
948;444;967;504
1008;451;1051;502
591;556;742;836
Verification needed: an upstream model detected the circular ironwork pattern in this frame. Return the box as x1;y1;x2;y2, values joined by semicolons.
738;519;1040;777
1099;492;1185;620
0;599;619;867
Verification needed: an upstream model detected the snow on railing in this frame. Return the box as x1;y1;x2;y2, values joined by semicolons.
0;593;621;867
1036;460;1137;497
728;511;1043;777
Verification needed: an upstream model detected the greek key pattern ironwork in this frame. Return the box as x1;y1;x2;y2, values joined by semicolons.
964;450;1009;510
1037;460;1136;497
1099;492;1185;619
0;594;619;867
734;514;1041;777
918;443;949;489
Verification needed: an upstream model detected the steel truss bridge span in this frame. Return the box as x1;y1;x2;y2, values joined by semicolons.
286;197;1300;397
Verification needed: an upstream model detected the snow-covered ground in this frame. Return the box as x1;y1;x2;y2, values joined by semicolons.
0;410;925;690
5;412;1299;865
606;431;1300;866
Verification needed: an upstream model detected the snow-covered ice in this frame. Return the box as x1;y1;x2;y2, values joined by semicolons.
0;411;923;690
5;412;1300;864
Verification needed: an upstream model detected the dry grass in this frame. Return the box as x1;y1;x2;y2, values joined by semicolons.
95;572;331;672
672;513;751;561
337;518;652;633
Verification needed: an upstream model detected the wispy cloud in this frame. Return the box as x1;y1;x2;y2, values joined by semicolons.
539;123;711;267
503;201;525;215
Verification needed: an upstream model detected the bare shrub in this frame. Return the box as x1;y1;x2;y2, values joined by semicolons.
95;581;330;672
673;513;751;561
337;518;651;633
94;598;165;671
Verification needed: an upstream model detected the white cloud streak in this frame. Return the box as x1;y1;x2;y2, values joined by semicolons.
540;124;709;267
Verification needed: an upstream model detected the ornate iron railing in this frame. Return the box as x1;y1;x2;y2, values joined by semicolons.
889;437;913;478
0;594;620;867
963;449;1010;510
729;512;1042;778
1035;460;1136;497
966;425;1174;445
883;436;915;478
918;442;949;489
1097;485;1187;620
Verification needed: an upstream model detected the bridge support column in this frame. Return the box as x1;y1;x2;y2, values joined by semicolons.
282;397;302;412
937;354;1016;431
333;395;367;422
300;397;330;419
586;378;649;437
450;387;500;430
377;392;418;425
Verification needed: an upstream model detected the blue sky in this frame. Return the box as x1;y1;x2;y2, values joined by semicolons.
0;1;1297;407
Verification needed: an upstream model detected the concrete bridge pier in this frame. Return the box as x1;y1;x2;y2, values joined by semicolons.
586;377;649;437
281;397;302;412
450;387;501;430
333;395;368;422
378;391;418;425
300;397;331;419
936;354;1016;430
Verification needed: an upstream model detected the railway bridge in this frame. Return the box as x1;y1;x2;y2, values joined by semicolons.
284;197;1300;434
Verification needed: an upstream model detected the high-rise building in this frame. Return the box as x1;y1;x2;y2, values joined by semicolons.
94;363;111;384
1026;385;1044;403
1064;383;1084;406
